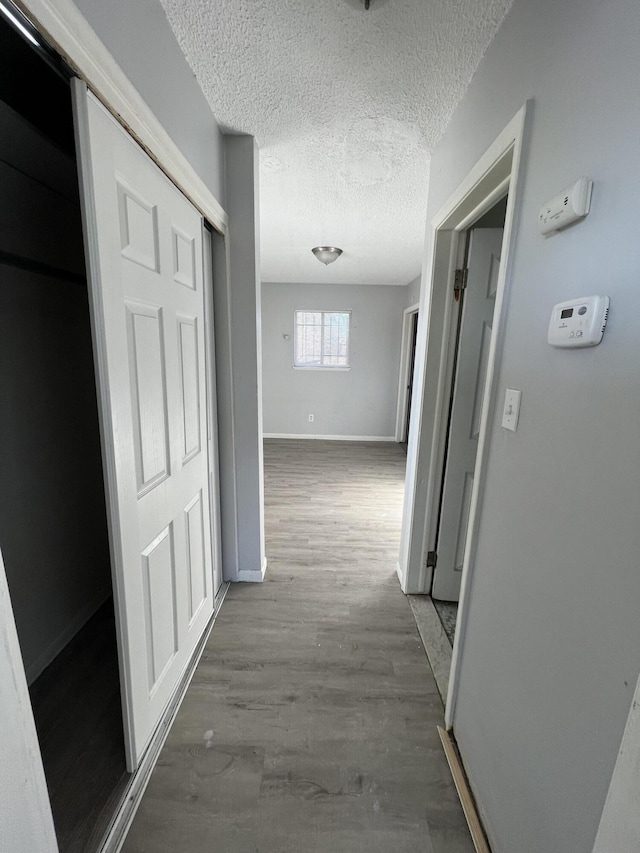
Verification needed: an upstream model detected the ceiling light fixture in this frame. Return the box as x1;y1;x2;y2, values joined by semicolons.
312;246;343;266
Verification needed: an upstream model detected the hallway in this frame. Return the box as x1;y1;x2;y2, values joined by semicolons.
123;440;473;852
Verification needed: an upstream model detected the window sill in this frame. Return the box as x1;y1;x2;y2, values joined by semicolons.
293;366;351;372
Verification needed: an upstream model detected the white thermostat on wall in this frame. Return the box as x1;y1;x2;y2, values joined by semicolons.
548;295;609;348
538;177;593;235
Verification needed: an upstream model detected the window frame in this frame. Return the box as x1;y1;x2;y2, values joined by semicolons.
293;309;352;370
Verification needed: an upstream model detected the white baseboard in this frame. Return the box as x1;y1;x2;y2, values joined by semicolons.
25;586;112;685
263;433;396;442
237;557;267;583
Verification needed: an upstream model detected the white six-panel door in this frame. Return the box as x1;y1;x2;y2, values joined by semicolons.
432;228;504;602
73;83;215;769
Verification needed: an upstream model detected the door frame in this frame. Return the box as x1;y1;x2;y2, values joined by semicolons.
398;104;529;726
395;303;420;443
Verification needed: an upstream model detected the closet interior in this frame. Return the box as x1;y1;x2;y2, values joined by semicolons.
0;14;128;851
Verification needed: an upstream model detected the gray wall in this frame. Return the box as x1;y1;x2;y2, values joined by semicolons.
421;0;640;850
0;103;111;683
74;0;225;205
223;136;265;579
262;282;405;438
405;275;421;309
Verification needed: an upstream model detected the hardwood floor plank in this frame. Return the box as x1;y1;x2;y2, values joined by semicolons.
122;440;474;853
29;600;128;853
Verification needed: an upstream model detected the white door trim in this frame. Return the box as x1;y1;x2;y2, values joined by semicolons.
397;104;529;727
16;0;228;235
592;672;640;852
0;550;58;852
395;303;420;442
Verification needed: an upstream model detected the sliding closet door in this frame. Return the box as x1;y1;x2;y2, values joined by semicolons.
72;82;215;770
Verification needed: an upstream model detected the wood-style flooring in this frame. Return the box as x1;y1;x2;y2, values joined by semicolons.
29;599;129;852
122;440;474;852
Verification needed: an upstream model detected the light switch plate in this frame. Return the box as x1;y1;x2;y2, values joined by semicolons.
502;389;521;431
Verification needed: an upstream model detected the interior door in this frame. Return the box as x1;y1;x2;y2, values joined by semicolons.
431;227;503;601
73;83;215;769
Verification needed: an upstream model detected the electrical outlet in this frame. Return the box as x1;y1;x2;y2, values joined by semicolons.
308;413;314;422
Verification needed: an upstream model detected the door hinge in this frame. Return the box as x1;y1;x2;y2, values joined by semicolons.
453;268;468;302
426;551;438;569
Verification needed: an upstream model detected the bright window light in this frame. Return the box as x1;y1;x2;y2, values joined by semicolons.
294;310;351;369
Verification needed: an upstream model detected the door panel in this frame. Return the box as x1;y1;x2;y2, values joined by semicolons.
141;525;178;691
125;301;170;494
185;489;207;622
173;227;197;289
117;180;160;271
178;315;202;463
73;84;215;769
432;228;503;601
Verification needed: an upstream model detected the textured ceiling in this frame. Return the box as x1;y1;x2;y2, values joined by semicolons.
160;0;512;285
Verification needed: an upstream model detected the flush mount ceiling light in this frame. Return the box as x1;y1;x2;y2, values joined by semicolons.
311;246;343;266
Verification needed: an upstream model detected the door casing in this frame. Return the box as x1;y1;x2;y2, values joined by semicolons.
398;103;529;728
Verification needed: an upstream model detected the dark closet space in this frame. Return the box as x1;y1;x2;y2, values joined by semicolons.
0;12;127;851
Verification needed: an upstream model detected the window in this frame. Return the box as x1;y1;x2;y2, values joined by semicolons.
294;310;350;368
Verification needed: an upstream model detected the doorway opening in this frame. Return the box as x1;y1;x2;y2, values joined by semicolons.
0;13;128;851
396;304;420;448
431;196;508;642
398;104;527;725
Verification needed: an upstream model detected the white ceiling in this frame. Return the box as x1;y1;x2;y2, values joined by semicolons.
160;0;512;286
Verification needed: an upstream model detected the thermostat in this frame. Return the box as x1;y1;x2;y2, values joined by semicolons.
538;177;592;235
548;295;609;348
